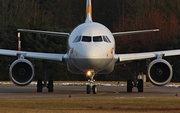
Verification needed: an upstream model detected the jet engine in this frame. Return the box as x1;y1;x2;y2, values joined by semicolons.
147;59;173;86
9;59;35;86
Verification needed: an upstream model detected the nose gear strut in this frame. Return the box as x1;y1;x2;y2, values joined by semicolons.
86;70;97;94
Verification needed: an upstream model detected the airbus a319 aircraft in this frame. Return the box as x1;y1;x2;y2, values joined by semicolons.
0;0;179;94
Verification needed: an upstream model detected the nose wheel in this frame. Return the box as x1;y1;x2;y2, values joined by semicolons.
86;79;97;94
86;84;97;94
86;70;97;94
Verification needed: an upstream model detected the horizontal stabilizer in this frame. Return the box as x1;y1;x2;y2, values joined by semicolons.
18;29;69;37
112;29;159;36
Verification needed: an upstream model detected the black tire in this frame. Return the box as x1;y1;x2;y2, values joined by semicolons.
48;80;54;92
92;85;97;94
127;80;133;92
37;80;43;92
86;85;91;94
138;79;143;92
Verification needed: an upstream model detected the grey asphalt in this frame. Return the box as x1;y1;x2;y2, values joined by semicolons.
0;84;179;99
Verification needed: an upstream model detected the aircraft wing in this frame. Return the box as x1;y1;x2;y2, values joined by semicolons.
18;29;70;37
112;29;159;36
0;49;65;62
116;49;180;62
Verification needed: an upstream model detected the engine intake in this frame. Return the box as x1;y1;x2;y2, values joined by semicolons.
9;59;35;86
147;59;173;86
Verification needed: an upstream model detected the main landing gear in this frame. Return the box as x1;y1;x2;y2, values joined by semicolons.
37;61;54;92
127;79;143;93
86;70;97;94
37;79;54;92
124;62;144;93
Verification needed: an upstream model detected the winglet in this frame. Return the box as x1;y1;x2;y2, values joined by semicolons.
85;0;93;23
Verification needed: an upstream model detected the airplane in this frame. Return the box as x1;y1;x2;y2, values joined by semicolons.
0;0;179;94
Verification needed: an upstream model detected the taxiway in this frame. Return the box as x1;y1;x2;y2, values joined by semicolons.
0;82;179;99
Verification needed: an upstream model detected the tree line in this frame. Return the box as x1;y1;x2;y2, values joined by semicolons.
0;0;180;81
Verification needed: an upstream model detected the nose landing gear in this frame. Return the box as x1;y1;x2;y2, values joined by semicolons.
86;70;97;94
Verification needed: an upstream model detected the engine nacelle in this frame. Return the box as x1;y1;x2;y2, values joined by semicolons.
147;59;173;86
9;59;35;86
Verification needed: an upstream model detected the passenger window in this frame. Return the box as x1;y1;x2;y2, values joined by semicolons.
93;36;102;42
82;36;91;42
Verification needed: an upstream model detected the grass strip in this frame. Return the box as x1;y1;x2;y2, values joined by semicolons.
0;98;180;113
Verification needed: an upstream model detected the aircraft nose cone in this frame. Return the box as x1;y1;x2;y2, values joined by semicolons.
80;45;103;58
72;43;107;72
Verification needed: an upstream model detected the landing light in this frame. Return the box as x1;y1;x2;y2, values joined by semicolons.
86;70;95;77
87;71;92;76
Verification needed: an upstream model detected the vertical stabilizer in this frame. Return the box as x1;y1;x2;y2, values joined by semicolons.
85;0;93;22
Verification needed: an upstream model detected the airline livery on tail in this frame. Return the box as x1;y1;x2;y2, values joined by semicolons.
0;0;179;94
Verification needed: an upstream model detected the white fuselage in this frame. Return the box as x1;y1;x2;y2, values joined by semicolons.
65;22;117;74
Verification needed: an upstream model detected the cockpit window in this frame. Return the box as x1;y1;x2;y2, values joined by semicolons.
93;36;103;42
103;36;111;43
74;35;111;43
103;36;108;42
76;36;81;42
73;36;81;43
82;36;91;42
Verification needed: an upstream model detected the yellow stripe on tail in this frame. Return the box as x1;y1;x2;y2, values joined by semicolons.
87;3;92;16
85;0;92;22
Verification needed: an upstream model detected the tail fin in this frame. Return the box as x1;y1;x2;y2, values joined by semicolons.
85;0;93;23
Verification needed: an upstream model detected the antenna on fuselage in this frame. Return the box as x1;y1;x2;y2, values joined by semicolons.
85;0;93;23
